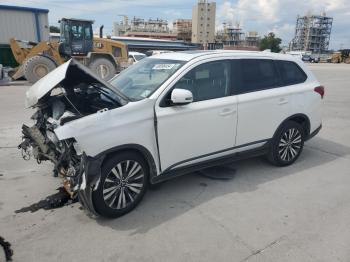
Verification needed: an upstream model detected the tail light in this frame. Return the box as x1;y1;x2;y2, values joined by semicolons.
314;86;325;99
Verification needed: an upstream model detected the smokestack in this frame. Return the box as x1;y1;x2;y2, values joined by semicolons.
99;25;104;38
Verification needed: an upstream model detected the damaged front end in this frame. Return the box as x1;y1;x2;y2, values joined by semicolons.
18;59;128;214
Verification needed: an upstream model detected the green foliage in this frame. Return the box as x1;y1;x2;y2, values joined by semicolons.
259;32;282;53
49;26;60;33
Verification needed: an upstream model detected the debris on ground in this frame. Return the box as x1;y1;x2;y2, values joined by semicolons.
15;187;75;213
0;236;13;262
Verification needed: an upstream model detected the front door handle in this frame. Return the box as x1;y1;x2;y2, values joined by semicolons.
278;98;288;105
219;108;236;116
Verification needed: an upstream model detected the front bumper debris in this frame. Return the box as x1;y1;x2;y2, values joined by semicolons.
77;153;105;216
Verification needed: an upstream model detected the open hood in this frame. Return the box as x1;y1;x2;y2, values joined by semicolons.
25;59;128;108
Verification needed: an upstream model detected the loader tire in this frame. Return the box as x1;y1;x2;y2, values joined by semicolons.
89;57;116;81
24;55;57;83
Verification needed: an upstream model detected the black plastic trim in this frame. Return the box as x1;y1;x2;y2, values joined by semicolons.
153;107;162;171
151;141;270;184
94;144;158;179
306;124;322;141
273;113;311;138
162;139;270;174
78;153;104;216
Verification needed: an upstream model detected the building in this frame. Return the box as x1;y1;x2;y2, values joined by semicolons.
173;19;192;42
245;31;260;48
214;23;260;50
191;0;216;45
290;12;333;53
0;5;49;67
0;5;49;44
113;16;177;40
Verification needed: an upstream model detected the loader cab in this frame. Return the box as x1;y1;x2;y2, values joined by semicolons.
59;18;94;56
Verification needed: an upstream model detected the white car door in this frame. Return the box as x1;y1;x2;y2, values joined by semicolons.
155;60;238;172
235;58;292;146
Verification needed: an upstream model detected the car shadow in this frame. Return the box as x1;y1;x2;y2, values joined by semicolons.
95;136;350;235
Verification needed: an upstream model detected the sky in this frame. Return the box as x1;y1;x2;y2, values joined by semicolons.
1;0;349;49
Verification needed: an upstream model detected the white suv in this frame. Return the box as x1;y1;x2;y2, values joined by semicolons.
20;51;324;218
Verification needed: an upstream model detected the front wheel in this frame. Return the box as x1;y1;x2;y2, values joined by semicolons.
23;55;57;83
92;152;149;218
267;121;305;166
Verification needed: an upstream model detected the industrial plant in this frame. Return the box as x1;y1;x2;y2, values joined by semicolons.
215;23;260;50
290;12;333;53
113;16;177;40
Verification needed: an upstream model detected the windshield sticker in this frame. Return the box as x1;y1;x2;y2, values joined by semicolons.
152;64;176;70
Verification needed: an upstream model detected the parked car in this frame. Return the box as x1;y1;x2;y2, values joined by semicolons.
310;56;320;63
302;54;312;62
302;55;320;63
19;51;324;218
128;51;147;63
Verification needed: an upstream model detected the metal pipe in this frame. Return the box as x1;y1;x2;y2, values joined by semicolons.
99;25;104;38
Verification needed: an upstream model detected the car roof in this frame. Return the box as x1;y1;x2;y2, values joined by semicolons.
151;50;296;62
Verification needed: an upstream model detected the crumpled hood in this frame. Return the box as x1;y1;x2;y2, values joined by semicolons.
25;59;128;108
25;60;71;108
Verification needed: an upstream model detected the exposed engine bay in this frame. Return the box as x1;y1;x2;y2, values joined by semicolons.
18;59;127;204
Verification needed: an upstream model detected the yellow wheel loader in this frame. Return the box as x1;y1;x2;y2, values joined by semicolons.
330;49;350;64
10;18;129;83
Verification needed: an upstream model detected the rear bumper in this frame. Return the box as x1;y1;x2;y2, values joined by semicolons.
306;124;322;141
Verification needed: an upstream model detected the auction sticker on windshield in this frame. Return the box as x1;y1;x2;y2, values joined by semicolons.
152;64;176;70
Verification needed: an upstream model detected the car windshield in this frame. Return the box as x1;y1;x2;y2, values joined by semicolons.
109;58;185;101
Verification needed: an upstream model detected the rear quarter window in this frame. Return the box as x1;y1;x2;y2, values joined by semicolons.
276;60;307;86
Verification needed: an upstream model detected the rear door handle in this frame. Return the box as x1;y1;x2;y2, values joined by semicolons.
219;108;236;116
278;98;288;105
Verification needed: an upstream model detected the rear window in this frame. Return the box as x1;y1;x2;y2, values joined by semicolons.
276;60;307;86
239;59;278;93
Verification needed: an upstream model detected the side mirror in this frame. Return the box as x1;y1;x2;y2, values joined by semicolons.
171;89;193;105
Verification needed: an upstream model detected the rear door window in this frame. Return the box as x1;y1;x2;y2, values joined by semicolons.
239;59;278;94
276;60;307;86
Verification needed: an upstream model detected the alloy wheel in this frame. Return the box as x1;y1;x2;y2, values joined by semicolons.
278;128;302;162
102;160;145;210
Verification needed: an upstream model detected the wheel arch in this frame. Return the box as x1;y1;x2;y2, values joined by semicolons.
96;144;158;183
274;114;311;139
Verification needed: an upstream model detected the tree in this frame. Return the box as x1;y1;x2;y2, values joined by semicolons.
49;25;60;33
259;32;282;53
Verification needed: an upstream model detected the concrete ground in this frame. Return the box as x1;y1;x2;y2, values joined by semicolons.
0;64;349;262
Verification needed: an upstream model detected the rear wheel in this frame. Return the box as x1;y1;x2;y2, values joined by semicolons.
23;55;57;83
92;152;149;218
267;121;305;166
88;57;116;81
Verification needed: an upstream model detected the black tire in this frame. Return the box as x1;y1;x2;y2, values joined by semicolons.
88;57;116;81
267;121;305;166
92;152;149;218
23;55;57;83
